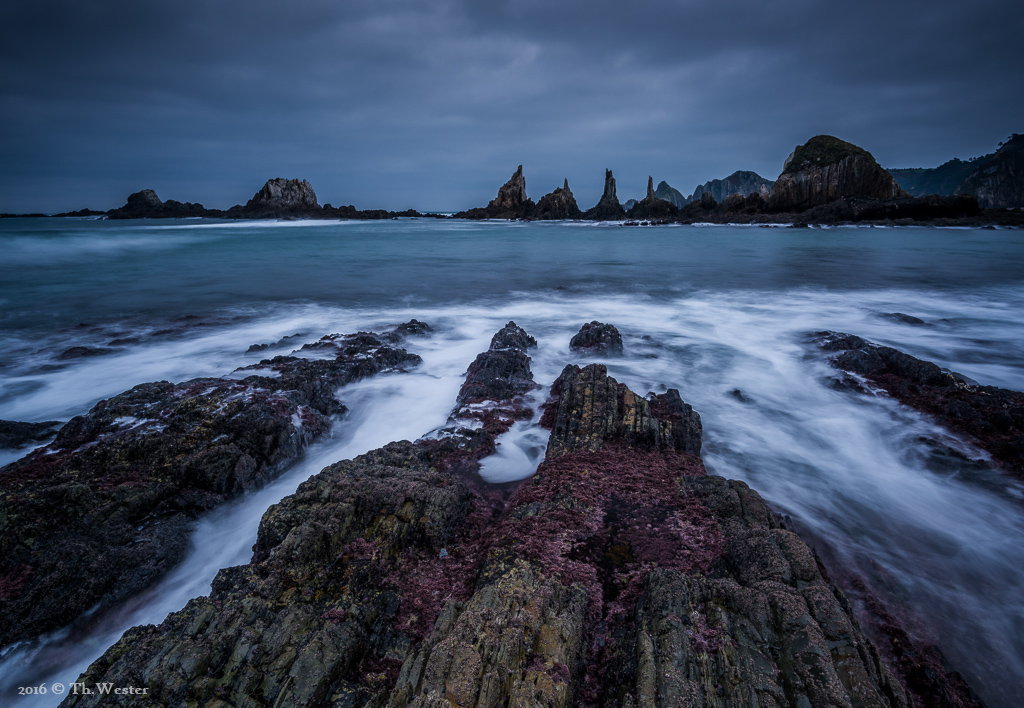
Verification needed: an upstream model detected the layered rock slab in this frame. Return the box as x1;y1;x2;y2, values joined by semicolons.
816;331;1024;478
0;326;423;648
64;339;914;707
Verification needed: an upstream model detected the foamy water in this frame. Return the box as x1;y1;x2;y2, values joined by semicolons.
1;219;1023;706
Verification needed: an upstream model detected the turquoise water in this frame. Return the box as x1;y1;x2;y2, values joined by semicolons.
1;217;1023;706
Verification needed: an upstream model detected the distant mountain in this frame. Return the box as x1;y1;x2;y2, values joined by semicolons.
655;171;773;209
690;170;774;204
955;134;1024;208
890;156;992;197
889;134;1023;207
654;181;688;208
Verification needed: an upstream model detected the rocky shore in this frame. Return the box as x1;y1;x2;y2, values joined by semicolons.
0;323;426;649
815;331;1024;479
50;321;986;708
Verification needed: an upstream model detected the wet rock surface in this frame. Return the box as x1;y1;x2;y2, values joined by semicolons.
569;320;625;356
815;330;1024;478
61;323;926;707
0;419;62;449
0;325;424;649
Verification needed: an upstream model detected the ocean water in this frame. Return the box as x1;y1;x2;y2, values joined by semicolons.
1;217;1023;706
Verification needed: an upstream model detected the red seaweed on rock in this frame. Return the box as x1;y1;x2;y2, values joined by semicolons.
61;344;928;708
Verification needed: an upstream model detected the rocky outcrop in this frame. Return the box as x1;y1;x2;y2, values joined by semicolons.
533;179;583;220
956;133;1024;208
815;331;1024;478
890;156;991;198
626;177;679;220
0;419;61;449
768;135;906;212
107;189;207;219
234;178;321;217
568;320;624;356
790;193;981;224
63;323;924;707
0;325;425;649
583;169;627;221
455;166;536;220
690;170;774;204
654;181;688;208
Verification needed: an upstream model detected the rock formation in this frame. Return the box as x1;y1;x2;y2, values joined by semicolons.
654;180;688;208
690;170;774;204
569;321;624;356
890;156;991;197
107;189;207;219
0;419;62;449
533;179;583;220
455;166;536;220
627;176;680;220
955;133;1024;208
583;169;626;221
61;323;931;708
237;178;321;217
0;324;425;649
767;135;906;212
815;331;1024;478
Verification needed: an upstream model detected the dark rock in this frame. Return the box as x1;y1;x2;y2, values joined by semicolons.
583;169;627;221
0;328;423;649
63;345;950;708
457;321;537;404
568;320;624;356
816;330;1024;478
956;133;1024;208
654;180;688;208
626;177;679;220
890;156;993;198
768;135;906;212
623;198;638;210
55;346;116;360
240;177;321;217
533;179;583;220
689;169;774;204
454;166;536;220
880;312;927;326
0;420;62;449
106;190;207;219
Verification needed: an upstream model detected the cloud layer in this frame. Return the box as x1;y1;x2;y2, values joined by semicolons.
2;0;1021;212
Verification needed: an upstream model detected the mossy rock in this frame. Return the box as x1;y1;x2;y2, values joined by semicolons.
784;135;877;173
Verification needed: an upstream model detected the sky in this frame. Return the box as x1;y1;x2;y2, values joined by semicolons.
1;0;1022;213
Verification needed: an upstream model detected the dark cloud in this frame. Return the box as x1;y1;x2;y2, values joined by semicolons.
1;0;1021;212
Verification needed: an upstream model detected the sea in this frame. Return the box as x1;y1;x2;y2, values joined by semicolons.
1;216;1023;707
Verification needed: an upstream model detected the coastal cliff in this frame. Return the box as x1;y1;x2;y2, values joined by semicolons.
955;134;1024;208
767;136;905;211
58;322;943;708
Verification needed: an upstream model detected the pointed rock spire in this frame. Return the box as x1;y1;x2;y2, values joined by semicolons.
583;169;626;220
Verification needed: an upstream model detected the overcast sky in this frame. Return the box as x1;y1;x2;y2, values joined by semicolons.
1;0;1021;212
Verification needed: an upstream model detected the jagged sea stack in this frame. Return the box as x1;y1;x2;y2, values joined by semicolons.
626;176;680;220
533;179;583;219
767;135;905;211
454;165;537;219
583;168;626;220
